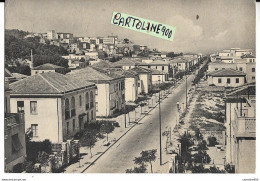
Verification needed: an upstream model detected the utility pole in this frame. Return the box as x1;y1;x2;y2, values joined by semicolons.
186;73;188;110
124;105;126;128
158;76;162;165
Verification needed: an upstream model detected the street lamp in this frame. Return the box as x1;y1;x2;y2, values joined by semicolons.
158;76;162;165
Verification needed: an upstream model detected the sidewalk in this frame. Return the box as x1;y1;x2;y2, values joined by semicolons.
64;81;182;173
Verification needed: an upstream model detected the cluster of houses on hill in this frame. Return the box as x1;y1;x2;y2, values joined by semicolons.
208;48;255;87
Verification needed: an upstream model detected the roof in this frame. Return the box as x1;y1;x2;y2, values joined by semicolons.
12;73;28;79
66;66;124;83
241;54;255;58
5;68;13;77
112;58;141;67
131;66;152;74
226;82;256;97
141;60;170;65
10;72;95;95
33;63;64;70
147;68;167;75
108;69;138;78
92;60;113;68
207;69;246;77
170;58;188;63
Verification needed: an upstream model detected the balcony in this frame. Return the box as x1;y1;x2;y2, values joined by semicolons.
4;113;24;130
233;108;256;137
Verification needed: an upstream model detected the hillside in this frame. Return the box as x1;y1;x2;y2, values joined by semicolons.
5;29;69;68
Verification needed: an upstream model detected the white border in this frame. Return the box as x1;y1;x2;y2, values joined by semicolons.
0;2;259;181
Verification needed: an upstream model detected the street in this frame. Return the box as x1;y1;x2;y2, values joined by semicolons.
84;74;195;173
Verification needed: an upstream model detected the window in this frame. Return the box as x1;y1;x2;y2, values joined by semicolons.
239;67;243;71
227;78;231;84
252;68;255;72
218;78;222;83
66;122;69;135
17;101;24;113
162;66;164;71
121;81;125;90
236;78;239;83
12;134;22;154
86;92;89;110
252;76;255;81
30;101;37;114
71;97;76;117
86;113;89;124
118;82;121;90
65;98;70;120
79;95;82;106
31;124;38;137
90;91;94;108
91;110;94;120
222;68;225;70
73;119;75;131
96;102;98;112
95;89;98;95
215;68;218;70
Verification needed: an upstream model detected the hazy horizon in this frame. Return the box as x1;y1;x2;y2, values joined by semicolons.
5;0;256;54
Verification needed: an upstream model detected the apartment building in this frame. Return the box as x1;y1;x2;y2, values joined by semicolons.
9;72;96;143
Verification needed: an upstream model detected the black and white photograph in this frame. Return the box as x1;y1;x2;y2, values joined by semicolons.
1;0;258;176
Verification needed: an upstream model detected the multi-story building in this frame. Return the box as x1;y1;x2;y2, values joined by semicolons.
207;69;246;87
9;72;96;143
131;67;152;94
225;83;256;173
4;78;26;172
112;58;141;70
139;60;171;76
47;30;56;40
207;62;237;72
67;67;125;117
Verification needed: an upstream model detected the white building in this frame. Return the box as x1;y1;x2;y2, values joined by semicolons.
47;30;56;40
207;69;246;87
9;72;96;143
31;63;64;76
67;67;125;117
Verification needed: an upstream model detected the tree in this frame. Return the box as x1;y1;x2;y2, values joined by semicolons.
125;164;147;173
192;150;211;164
197;140;208;151
80;132;97;158
100;121;115;142
134;149;157;173
207;136;218;147
224;163;235;173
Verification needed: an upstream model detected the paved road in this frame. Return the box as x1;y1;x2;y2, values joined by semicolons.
85;74;196;173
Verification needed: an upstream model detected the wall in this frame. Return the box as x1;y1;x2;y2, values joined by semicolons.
208;76;245;87
61;87;96;141
208;63;237;72
236;138;255;173
31;69;55;76
125;77;138;102
10;97;62;143
4;117;26;172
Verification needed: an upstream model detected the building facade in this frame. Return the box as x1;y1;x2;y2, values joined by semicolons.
9;72;96;143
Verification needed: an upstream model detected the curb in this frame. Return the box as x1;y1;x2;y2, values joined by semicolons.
79;83;181;173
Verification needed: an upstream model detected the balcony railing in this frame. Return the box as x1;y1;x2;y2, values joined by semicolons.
4;113;24;129
233;108;256;135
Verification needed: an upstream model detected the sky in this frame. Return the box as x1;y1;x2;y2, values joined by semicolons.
5;0;256;54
